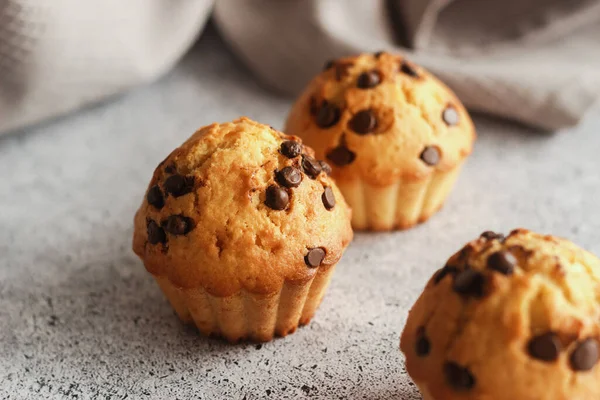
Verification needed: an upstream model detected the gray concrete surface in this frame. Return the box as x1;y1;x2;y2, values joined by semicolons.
2;28;600;400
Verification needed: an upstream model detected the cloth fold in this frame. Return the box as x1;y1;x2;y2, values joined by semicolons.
0;0;212;134
1;0;599;135
214;0;600;130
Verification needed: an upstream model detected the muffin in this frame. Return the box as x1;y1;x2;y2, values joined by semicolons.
400;229;600;400
285;52;475;230
132;118;353;342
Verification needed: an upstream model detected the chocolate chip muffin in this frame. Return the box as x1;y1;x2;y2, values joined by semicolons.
400;229;600;400
132;118;353;342
285;52;475;230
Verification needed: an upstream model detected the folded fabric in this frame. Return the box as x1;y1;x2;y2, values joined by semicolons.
0;0;213;135
1;0;599;135
215;0;600;130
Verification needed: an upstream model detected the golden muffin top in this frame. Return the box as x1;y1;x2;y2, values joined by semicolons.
133;118;353;296
285;52;475;186
401;229;600;400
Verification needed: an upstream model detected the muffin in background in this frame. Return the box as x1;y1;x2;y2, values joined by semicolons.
285;52;475;230
132;118;353;342
400;229;600;400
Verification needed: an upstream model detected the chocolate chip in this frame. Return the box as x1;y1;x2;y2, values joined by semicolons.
147;185;164;209
434;265;459;284
309;97;318;116
276;167;303;188
570;338;600;371
327;145;356;167
400;61;419;78
487;251;517;275
444;362;475;391
528;333;561;362
302;155;322;179
357;71;381;89
374;51;385;58
164;164;176;174
162;215;194;236
443;106;459;126
323;60;335;71
319;160;332;175
415;327;430;357
305;248;326;267
280;141;302;158
147;220;166;245
349;110;377;134
322;187;335;210
265;185;289;210
164;174;195;197
316;101;341;128
480;231;505;241
453;269;486;297
420;146;440;166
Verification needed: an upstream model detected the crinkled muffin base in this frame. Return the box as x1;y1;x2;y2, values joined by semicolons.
338;163;462;231
153;264;337;342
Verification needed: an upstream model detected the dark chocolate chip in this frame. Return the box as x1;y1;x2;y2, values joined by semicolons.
316;101;341;128
453;269;486;297
147;185;164;209
302;155;322;179
164;174;195;197
309;97;318;116
323;60;335;71
487;251;517;275
276;167;303;188
434;265;459;285
319;160;332;175
147;220;166;245
305;247;326;267
444;362;475;391
327;145;356;167
400;61;419;77
480;231;505;241
374;51;385;58
528;333;561;362
265;185;289;210
443;106;460;126
349;110;377;134
280;141;303;158
570;338;600;371
357;71;381;89
415;327;430;357
322;187;335;210
162;215;194;236
420;146;440;166
164;164;176;174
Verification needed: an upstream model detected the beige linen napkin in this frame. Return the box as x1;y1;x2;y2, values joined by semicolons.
0;0;212;134
215;0;600;130
1;0;599;135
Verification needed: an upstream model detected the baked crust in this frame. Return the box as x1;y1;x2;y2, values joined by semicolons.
285;52;475;186
133;117;353;297
400;229;600;400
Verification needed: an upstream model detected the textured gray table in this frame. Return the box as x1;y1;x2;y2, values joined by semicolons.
2;29;600;400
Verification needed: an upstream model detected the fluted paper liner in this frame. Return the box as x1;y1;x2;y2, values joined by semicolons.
153;264;337;342
337;163;463;231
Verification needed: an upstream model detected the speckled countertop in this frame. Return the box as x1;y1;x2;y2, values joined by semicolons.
2;29;600;400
